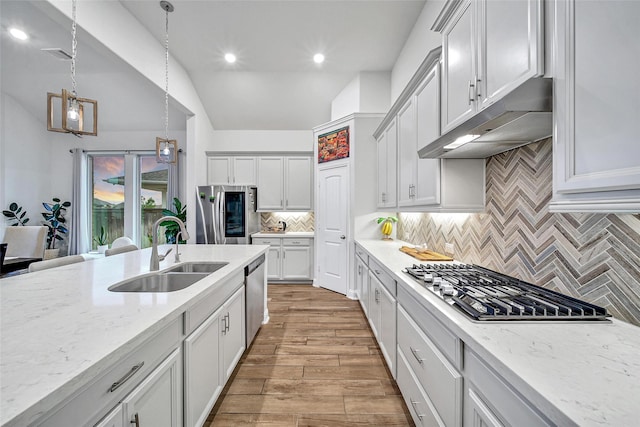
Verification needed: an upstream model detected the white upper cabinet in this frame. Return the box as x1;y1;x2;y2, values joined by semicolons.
438;0;544;132
257;157;285;210
551;0;640;212
376;119;397;209
207;156;256;185
284;157;313;210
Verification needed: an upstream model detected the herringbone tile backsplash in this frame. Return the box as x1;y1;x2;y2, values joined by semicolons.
398;138;640;326
261;212;315;232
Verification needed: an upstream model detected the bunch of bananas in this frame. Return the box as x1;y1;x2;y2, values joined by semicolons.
376;216;398;239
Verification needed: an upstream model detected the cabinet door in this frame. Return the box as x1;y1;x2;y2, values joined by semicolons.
285;157;312;210
266;246;281;280
478;0;543;110
367;272;381;338
207;157;231;185
184;307;223;427
232;157;256;185
441;0;476;133
282;246;311;279
397;97;417;207
552;0;640;210
377;280;397;377
355;256;368;316
465;387;504;427
94;406;123;427
122;348;181;427
377;120;397;209
257;157;284;210
376;132;388;208
414;65;442;206
222;287;246;381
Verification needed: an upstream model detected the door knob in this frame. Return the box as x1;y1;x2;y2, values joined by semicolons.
340;235;346;240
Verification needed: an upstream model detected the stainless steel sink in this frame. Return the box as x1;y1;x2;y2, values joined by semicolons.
163;262;229;273
108;272;209;293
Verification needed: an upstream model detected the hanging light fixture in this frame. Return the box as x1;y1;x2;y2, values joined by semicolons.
47;0;98;136
156;0;177;164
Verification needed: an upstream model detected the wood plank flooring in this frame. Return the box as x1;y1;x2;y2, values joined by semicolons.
205;284;415;426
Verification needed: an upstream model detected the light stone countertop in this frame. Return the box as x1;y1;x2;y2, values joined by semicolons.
356;238;640;427
251;231;315;238
0;244;267;427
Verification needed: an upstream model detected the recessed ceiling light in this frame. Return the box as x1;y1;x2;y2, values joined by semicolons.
224;53;236;63
313;53;325;64
9;27;29;41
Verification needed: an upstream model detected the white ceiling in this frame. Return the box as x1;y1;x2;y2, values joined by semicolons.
1;0;426;132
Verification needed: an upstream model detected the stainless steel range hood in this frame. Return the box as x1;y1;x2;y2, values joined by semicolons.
418;78;553;159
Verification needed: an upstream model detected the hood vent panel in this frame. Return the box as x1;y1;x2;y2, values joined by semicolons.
419;78;553;159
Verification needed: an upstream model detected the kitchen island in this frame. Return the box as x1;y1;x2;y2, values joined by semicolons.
355;238;640;426
0;244;267;427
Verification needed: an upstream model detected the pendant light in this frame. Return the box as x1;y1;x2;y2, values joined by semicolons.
47;0;98;136
156;0;177;164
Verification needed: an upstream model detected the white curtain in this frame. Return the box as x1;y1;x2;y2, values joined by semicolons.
68;148;89;255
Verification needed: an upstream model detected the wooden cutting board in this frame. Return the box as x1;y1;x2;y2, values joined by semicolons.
399;246;453;261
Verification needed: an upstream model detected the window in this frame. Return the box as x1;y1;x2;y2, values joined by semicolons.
88;152;177;250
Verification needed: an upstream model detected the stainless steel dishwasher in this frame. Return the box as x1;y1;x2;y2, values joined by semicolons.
245;254;265;346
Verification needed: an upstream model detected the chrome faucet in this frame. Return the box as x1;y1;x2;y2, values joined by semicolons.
150;216;190;271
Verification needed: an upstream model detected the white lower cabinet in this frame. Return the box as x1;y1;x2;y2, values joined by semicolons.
368;268;397;378
253;236;313;282
466;387;504;427
397;349;445;427
184;286;245;427
354;248;369;316
95;406;123;427
122;348;182;427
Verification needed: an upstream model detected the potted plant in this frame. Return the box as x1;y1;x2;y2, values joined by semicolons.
2;202;29;226
161;197;187;244
94;226;108;253
376;216;398;240
42;197;71;259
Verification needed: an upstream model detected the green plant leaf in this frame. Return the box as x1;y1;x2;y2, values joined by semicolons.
52;197;60;203
3;210;14;217
62;201;71;207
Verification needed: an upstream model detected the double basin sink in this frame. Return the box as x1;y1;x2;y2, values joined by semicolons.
108;262;228;293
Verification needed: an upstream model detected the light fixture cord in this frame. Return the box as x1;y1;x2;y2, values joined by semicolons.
70;0;77;98
164;5;170;142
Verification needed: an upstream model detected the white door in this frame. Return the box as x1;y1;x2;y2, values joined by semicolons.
232;157;256;185
221;287;246;381
285;157;312;210
317;164;349;295
257;157;284;210
282;246;311;279
207;157;231;185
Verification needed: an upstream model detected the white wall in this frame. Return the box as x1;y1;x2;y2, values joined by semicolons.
390;0;445;103
0;93;52;235
331;72;391;120
331;76;361;121
207;130;313;154
46;0;215;237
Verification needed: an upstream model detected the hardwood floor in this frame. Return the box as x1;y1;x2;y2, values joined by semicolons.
205;284;415;426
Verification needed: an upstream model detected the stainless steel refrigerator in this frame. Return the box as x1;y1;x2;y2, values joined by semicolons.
195;185;259;244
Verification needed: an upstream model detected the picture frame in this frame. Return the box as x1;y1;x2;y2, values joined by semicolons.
318;126;349;163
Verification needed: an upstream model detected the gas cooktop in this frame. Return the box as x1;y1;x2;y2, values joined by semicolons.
403;263;610;322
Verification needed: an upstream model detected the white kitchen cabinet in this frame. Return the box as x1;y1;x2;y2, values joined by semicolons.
437;0;544;132
122;348;182;427
184;286;245;427
207;156;256;185
550;0;640;212
257;156;313;211
368;267;397;378
354;245;369;316
466;387;503;427
94;406;123;427
253;236;313;282
376;119;397;209
284;157;313;210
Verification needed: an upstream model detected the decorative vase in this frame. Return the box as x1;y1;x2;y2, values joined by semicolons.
381;219;393;240
97;244;108;254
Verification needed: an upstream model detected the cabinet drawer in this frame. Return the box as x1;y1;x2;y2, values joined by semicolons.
398;285;462;369
282;238;311;247
398;306;462;427
397;348;445;427
354;244;368;264
38;318;182;427
465;348;552;426
368;257;396;295
252;237;280;246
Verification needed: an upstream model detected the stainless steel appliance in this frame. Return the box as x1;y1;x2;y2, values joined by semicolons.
245;254;265;345
404;263;610;321
195;185;259;244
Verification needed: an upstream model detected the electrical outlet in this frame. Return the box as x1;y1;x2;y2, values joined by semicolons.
445;242;454;255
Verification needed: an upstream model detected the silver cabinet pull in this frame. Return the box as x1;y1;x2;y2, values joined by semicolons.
468;80;475;104
410;399;426;420
476;77;482;99
340;235;346;240
374;269;382;275
130;413;140;426
109;362;144;393
222;315;227;335
410;346;426;364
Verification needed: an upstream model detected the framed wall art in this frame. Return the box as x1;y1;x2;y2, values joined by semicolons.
318;126;349;163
